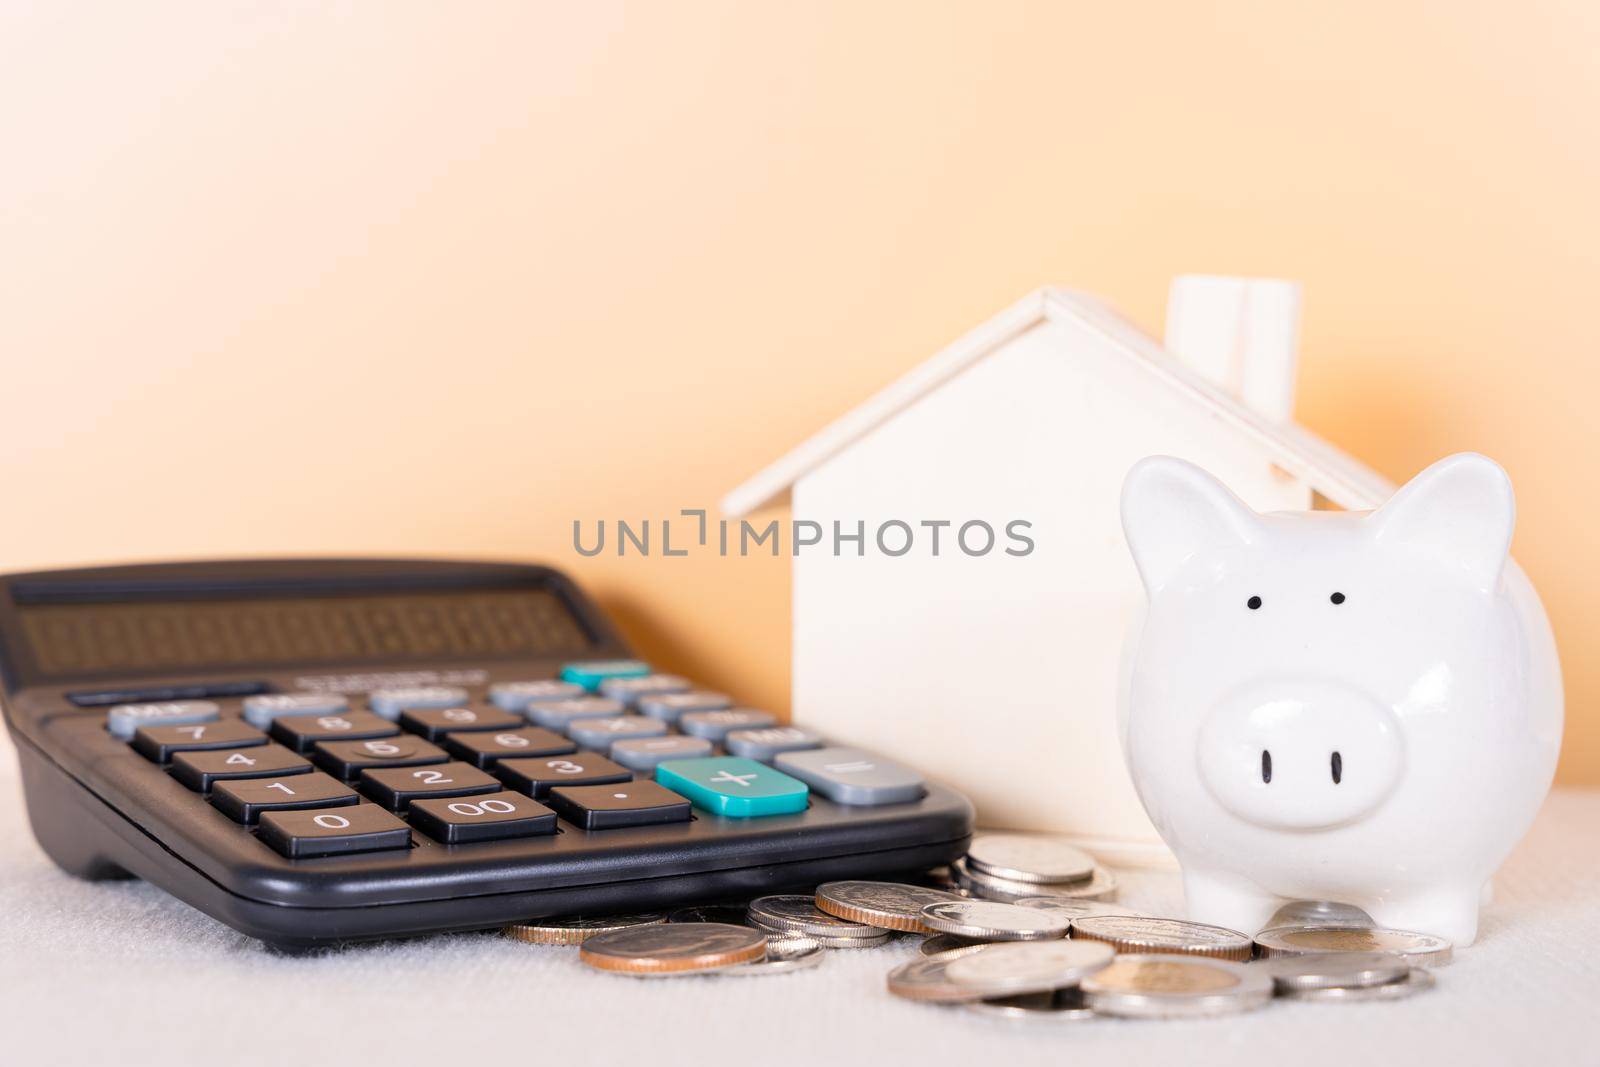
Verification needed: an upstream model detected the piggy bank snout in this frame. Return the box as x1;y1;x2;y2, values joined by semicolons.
1196;681;1404;832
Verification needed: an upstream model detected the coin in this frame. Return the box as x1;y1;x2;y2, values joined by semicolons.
1080;954;1273;1019
1259;951;1411;992
1266;899;1377;929
953;857;1118;903
722;936;826;976
667;903;753;926
965;834;1096;885
963;987;1097;1022
1280;968;1435;1002
503;913;666;945
920;900;1071;942
1070;915;1254;962
919;933;993;957
942;939;1117;998
578;922;767;975
887;950;988;1002
1012;897;1150;923
748;894;879;938
807;931;893;949
815;881;963;933
1254;925;1453;967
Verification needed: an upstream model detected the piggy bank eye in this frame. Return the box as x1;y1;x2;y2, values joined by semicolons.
1330;592;1346;605
1246;596;1262;610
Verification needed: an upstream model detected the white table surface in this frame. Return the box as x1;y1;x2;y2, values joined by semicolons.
2;727;1596;1067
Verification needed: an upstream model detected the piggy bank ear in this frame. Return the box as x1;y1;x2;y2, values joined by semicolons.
1368;452;1514;590
1121;456;1262;594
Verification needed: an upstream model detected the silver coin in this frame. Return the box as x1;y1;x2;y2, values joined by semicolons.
1081;954;1274;1019
966;834;1096;885
667;903;753;926
1070;915;1254;962
578;922;768;975
920;900;1070;942
953;858;1118;903
1280;968;1435;1002
887;950;986;1002
1012;897;1150;923
722;936;826;976
807;931;893;949
919;933;993;957
963;987;1097;1022
748;894;879;938
1259;951;1411;992
1255;925;1453;967
943;939;1117;998
1266;899;1377;929
814;880;963;933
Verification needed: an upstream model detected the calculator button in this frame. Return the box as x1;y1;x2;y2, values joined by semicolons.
677;708;777;742
497;752;632;798
723;726;826;762
636;690;734;723
368;686;471;721
610;735;713;772
488;680;585;712
132;719;267;763
773;747;927;806
597;673;691;706
359;761;501;811
559;660;650;691
567;715;669;752
270;710;399;752
443;728;576;768
241;692;350;728
258;805;413;858
547;780;691;830
106;700;219;741
170;744;312;792
313;737;449;779
654;757;809;818
408;792;558;844
526;697;627;732
399;705;523;741
212;772;359;823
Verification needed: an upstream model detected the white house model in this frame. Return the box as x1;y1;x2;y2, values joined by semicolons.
722;277;1396;865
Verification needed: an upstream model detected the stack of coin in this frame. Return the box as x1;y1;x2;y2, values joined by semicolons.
953;834;1119;903
748;894;891;947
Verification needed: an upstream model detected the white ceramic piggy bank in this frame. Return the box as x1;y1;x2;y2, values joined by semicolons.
1119;452;1562;946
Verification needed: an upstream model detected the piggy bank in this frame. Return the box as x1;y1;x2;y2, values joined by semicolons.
1118;452;1562;946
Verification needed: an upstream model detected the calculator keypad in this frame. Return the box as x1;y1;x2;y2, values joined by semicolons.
313;737;448;779
133;719;267;763
171;744;312;792
443;728;576;768
212;771;359;823
359;761;501;810
258;804;413;858
408;792;558;844
399;705;523;741
270;711;399;752
548;780;692;830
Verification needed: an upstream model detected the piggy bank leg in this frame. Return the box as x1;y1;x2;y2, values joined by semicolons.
1181;867;1282;935
1369;884;1481;947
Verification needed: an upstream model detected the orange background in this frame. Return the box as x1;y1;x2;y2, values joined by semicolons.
1;3;1595;782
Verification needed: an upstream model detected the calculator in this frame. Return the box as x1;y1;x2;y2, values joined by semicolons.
0;559;973;948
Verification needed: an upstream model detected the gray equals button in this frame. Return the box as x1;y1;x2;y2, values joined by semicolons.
773;746;925;806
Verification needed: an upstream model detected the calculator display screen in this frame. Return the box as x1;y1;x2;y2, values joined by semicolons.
14;589;593;680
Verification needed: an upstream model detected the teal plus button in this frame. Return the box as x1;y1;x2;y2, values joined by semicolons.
559;660;650;692
654;757;809;818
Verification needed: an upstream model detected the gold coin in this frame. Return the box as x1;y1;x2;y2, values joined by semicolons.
578;922;768;975
503;913;665;945
814;880;962;933
1255;925;1453;967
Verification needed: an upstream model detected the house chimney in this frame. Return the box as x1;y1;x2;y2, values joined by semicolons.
1164;275;1301;422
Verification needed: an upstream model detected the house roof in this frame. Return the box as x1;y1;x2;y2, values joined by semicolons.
721;287;1395;517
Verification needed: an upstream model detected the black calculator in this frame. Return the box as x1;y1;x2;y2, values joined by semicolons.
0;558;972;948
